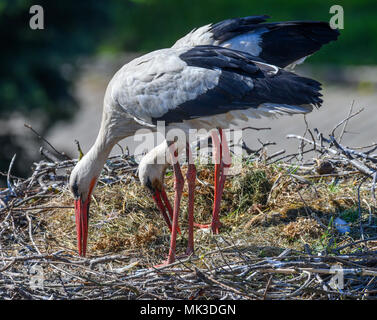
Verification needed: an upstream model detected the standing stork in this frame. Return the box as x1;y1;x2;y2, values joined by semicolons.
69;15;339;264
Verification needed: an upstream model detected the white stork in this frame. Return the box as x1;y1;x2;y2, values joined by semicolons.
69;15;339;264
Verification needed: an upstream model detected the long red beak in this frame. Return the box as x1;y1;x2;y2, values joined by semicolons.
152;190;181;234
74;197;90;257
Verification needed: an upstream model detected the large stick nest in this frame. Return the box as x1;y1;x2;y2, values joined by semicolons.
1;111;377;300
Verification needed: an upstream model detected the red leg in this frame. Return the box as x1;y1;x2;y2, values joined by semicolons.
210;129;231;234
185;143;196;256
192;130;224;232
160;187;173;220
219;129;232;175
165;146;184;265
217;128;231;194
210;130;223;234
160;186;181;234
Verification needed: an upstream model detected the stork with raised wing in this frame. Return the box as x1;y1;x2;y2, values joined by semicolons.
69;15;339;265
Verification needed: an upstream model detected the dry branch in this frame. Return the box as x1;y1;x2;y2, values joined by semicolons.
0;109;376;300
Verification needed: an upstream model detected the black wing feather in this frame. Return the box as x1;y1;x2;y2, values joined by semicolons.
209;16;340;68
258;21;340;67
209;15;270;42
152;46;322;124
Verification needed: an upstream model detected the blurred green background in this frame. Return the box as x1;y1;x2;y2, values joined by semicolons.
0;0;376;185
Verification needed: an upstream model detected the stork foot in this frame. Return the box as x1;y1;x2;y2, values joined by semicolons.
154;251;194;268
153;261;171;268
153;253;176;268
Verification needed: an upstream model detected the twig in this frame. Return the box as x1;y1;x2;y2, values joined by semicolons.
24;123;71;160
39;147;62;162
263;275;273;300
74;140;84;160
357;177;369;241
7;154;17;197
337;101;356;142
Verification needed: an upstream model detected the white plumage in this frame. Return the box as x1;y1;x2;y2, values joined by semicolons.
68;15;339;265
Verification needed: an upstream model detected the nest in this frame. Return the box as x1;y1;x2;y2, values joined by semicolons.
1;110;377;300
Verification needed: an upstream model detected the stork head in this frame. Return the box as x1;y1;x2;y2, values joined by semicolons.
138;161;166;197
69;157;99;257
138;154;175;231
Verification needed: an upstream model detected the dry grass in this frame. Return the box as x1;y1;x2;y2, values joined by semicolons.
1;156;377;299
36;160;377;263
